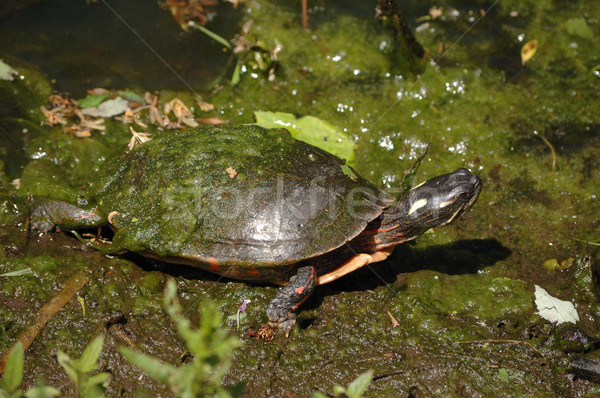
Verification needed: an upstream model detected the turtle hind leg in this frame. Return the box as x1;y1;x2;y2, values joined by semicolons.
267;264;317;337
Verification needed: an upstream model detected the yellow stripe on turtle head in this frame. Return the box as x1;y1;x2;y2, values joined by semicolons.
408;198;428;216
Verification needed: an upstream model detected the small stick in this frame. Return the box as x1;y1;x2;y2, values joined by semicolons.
456;339;542;357
302;0;308;30
0;272;90;374
534;131;556;171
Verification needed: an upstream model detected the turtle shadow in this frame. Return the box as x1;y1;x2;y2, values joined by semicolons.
292;238;511;330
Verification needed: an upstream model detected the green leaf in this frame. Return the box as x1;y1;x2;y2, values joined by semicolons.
346;370;374;398
311;392;328;398
81;372;111;398
118;90;145;104
78;94;109;109
0;390;21;398
2;342;24;393
84;372;110;386
77;336;104;373
56;351;79;384
11;391;22;398
254;111;356;164
79;383;105;398
81;97;129;118
498;368;509;382
564;18;594;40
24;385;61;398
0;59;16;81
118;347;174;383
231;59;242;86
163;279;182;315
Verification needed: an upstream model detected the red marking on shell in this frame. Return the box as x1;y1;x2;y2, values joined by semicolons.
207;257;220;271
247;269;261;278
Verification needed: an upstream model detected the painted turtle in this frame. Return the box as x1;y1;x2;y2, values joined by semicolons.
31;125;482;335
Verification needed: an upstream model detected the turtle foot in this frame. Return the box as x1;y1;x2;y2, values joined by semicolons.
267;316;297;338
266;265;316;337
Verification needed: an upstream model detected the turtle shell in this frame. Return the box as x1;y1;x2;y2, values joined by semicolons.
95;125;394;281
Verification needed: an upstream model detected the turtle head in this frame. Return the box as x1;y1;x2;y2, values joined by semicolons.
405;167;481;226
377;168;482;244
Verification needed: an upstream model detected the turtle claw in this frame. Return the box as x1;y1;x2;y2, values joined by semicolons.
281;321;295;338
267;316;296;337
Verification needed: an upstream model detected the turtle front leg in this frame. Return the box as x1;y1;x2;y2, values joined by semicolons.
267;265;316;337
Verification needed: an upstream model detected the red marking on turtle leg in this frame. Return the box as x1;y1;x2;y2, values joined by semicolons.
266;265;317;336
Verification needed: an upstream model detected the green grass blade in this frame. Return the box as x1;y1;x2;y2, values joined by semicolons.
191;24;232;50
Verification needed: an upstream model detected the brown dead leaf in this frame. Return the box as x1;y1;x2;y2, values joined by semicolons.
164;98;198;127
196;117;227;125
41;106;68;126
87;87;109;96
387;311;400;327
429;6;443;19
107;211;119;225
128;126;153;150
196;98;214;112
226;166;237;178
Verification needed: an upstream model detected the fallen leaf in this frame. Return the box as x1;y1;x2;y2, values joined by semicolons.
226;166;237;178
107;211;119;224
0;59;16;81
164;98;198;127
521;40;538;65
41;106;68;126
78;93;109;109
564;17;594;40
429;6;443;20
534;284;580;324
387;311;400;327
196;98;214;112
254;111;356;164
87;88;109;95
81;97;129;118
118;90;145;104
128;126;153;150
196;117;227;125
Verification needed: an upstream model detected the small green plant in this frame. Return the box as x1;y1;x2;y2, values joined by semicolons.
0;342;60;398
119;279;242;398
56;336;110;398
312;370;374;398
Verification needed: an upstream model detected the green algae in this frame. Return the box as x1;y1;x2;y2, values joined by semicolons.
404;272;533;324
